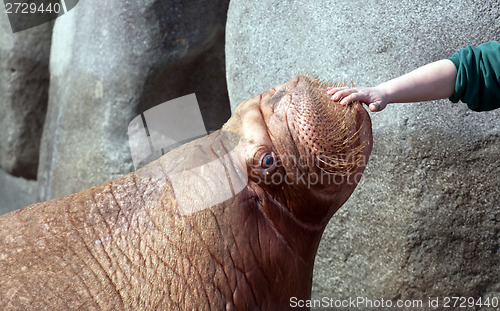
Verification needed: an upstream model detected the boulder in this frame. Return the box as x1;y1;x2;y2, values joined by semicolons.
38;0;230;201
226;0;500;308
0;11;52;179
0;168;37;215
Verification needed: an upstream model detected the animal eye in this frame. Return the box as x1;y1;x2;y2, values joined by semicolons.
260;152;276;170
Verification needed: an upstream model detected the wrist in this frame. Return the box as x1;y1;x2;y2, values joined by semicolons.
374;83;392;104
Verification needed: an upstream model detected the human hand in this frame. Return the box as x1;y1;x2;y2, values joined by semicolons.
326;86;389;112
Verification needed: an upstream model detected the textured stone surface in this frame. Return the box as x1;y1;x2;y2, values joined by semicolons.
0;168;37;216
0;11;52;179
226;0;500;308
38;0;230;201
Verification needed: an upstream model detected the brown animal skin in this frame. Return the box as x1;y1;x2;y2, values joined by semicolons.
0;75;372;310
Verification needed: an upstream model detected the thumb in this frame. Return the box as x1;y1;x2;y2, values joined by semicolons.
368;103;380;112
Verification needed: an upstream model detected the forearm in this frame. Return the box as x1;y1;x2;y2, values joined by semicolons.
378;59;457;104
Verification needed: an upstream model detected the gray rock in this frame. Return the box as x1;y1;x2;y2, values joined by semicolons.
38;0;230;201
0;12;52;179
0;168;37;216
226;0;500;308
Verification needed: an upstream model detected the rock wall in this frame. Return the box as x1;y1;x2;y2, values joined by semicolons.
0;168;37;215
0;11;52;180
38;0;231;201
0;10;51;213
226;0;500;308
0;1;231;210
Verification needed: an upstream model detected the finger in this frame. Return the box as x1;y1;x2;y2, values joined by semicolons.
339;93;362;105
368;101;387;112
341;92;377;106
325;86;348;95
368;103;380;112
332;89;356;102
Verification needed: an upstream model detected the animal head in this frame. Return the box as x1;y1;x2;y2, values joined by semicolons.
224;74;373;225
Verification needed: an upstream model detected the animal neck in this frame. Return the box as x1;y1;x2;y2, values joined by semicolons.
60;164;326;310
202;190;326;309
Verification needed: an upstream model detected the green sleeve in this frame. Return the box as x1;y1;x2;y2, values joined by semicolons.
447;41;500;112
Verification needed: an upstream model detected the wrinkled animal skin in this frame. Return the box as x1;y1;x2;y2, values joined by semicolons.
0;75;372;310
